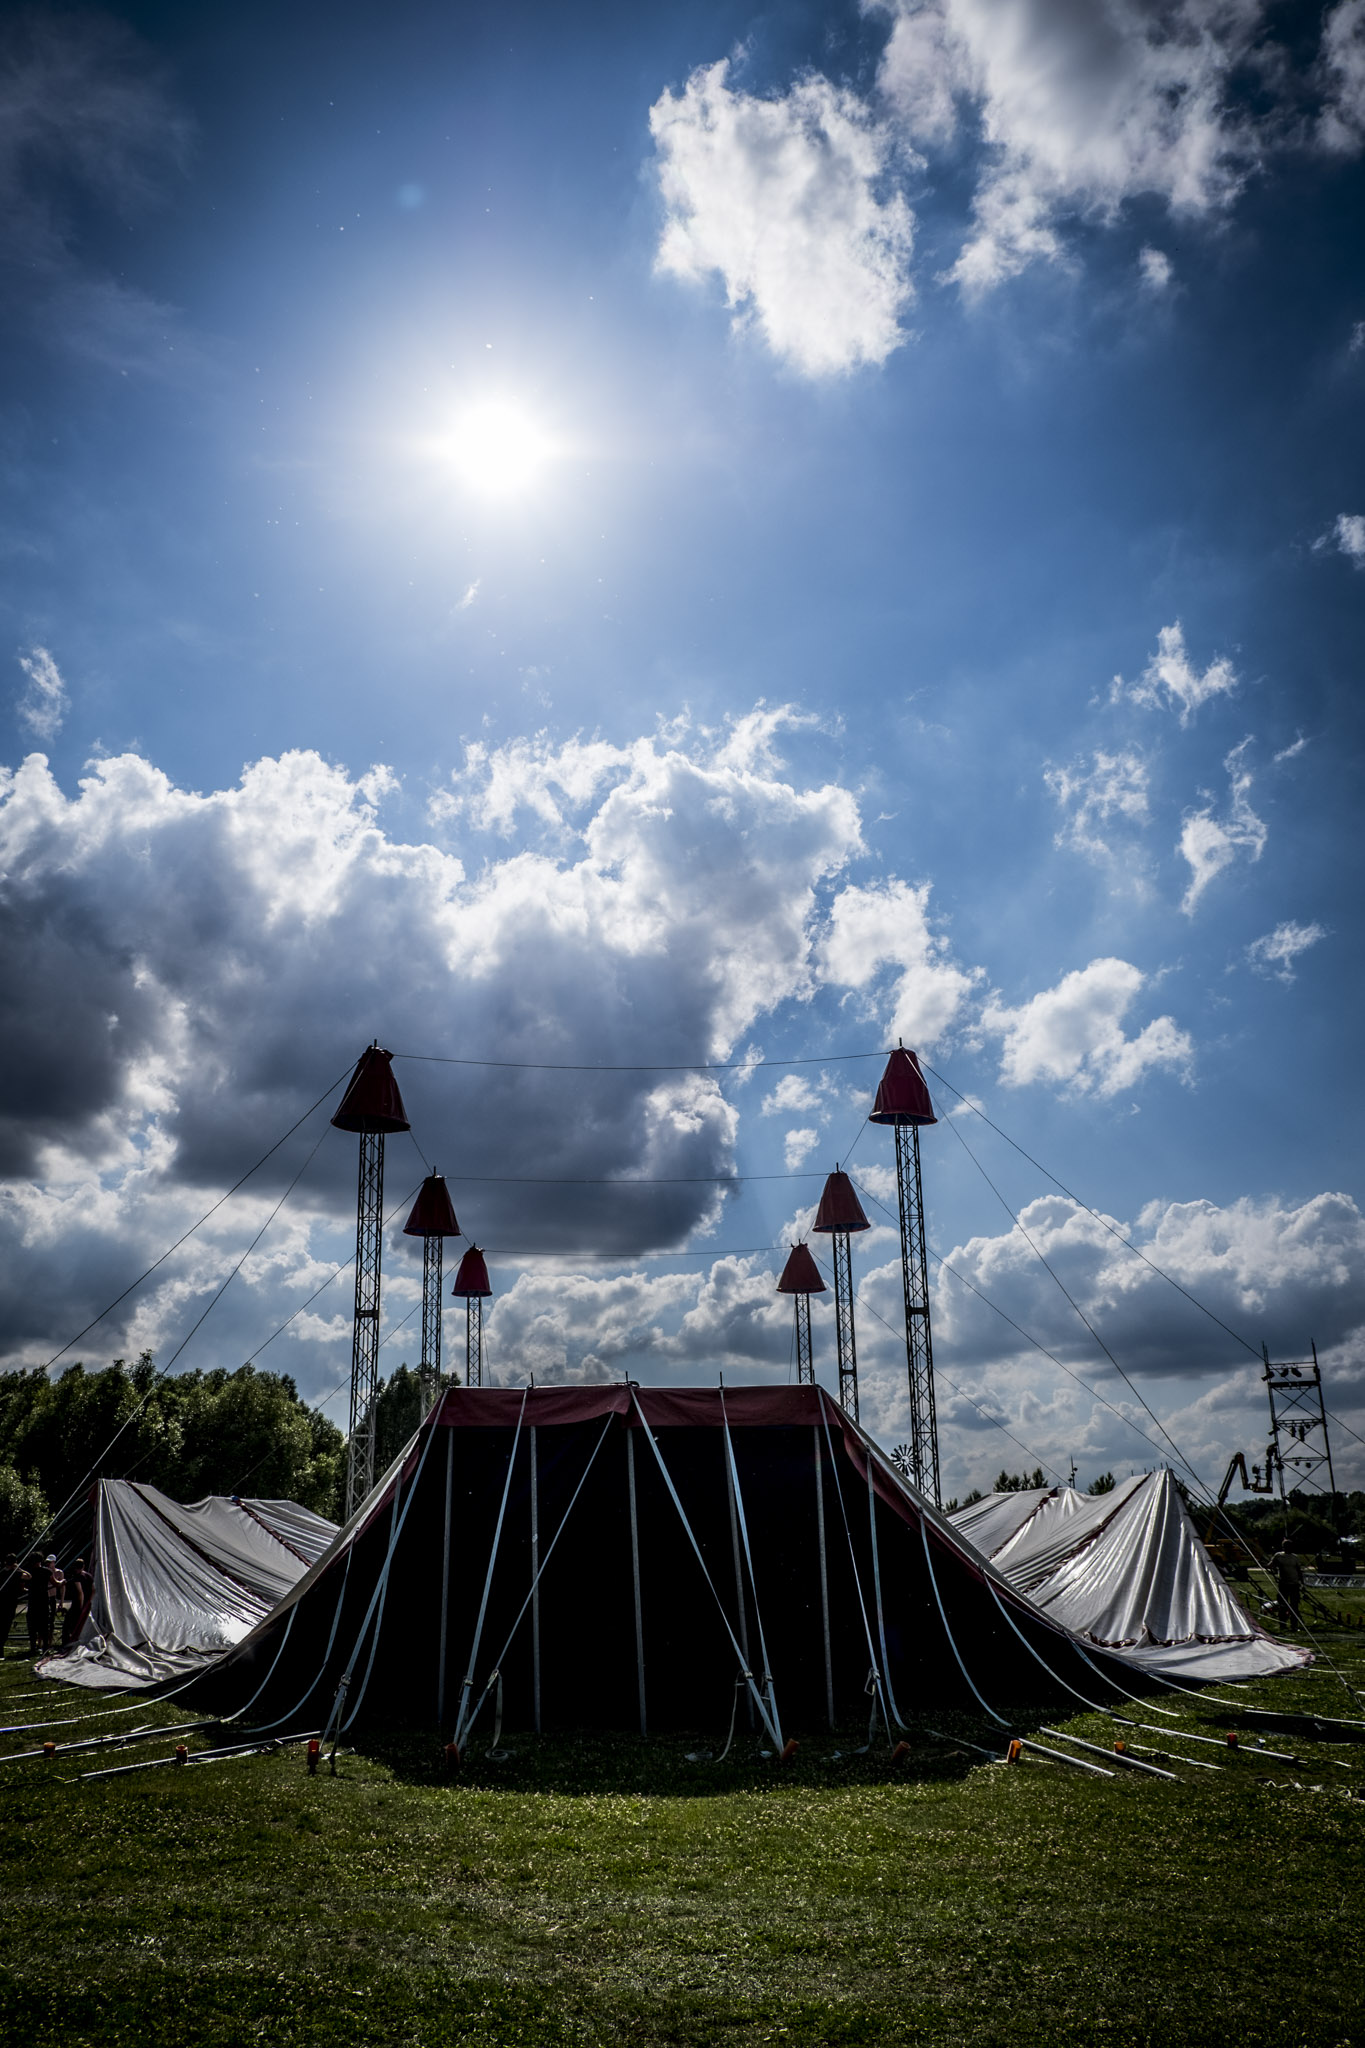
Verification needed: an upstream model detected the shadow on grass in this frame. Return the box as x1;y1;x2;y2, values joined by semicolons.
345;1706;1073;1795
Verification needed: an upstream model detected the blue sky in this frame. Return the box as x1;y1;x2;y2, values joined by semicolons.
2;0;1363;1500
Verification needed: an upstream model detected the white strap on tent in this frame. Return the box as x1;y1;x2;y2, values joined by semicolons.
813;1429;834;1729
718;1390;783;1749
339;1418;443;1733
627;1387;782;1751
918;1513;1009;1728
818;1410;892;1738
458;1413;614;1746
452;1390;529;1750
862;1450;909;1731
980;1574;1125;1721
438;1431;454;1726
626;1427;646;1736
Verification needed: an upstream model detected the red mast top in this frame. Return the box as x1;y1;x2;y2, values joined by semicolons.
403;1174;460;1237
451;1246;492;1298
868;1046;936;1127
776;1243;826;1295
812;1170;870;1234
330;1045;410;1134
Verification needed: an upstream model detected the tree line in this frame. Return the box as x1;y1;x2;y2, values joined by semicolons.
0;1354;453;1555
0;1355;346;1552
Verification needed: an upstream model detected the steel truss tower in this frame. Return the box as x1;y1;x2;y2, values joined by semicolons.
870;1046;941;1504
893;1122;939;1505
346;1129;386;1515
452;1245;492;1390
403;1175;461;1410
776;1241;825;1388
332;1044;411;1523
812;1171;870;1424
830;1230;859;1422
1263;1342;1338;1526
466;1296;484;1387
794;1292;813;1384
420;1237;444;1401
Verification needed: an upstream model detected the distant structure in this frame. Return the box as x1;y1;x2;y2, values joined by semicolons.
1263;1341;1339;1529
451;1246;493;1387
869;1044;940;1505
776;1242;826;1384
811;1170;870;1421
403;1174;461;1409
331;1044;410;1518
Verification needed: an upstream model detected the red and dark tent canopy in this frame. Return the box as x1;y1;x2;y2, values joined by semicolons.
189;1385;1152;1744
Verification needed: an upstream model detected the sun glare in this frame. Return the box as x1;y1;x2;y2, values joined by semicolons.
447;400;556;498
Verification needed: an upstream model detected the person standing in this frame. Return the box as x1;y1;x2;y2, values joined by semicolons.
1269;1539;1305;1627
62;1557;91;1646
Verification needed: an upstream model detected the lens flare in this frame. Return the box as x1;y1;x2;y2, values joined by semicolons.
448;401;555;497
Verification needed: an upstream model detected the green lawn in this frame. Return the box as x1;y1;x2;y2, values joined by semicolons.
1;1631;1363;2047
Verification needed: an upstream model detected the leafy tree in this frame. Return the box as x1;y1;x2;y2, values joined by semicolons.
0;1465;49;1554
994;1467;1047;1493
1087;1472;1116;1495
0;1357;345;1525
370;1365;431;1479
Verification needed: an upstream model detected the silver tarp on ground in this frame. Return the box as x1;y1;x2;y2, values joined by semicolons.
951;1471;1310;1681
39;1481;338;1690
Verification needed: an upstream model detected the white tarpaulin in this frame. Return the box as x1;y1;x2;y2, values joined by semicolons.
40;1481;338;1691
951;1472;1310;1681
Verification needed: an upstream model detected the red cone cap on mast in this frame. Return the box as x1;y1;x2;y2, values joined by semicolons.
330;1046;410;1134
451;1246;492;1298
403;1174;460;1237
811;1170;870;1234
777;1243;826;1295
868;1046;936;1127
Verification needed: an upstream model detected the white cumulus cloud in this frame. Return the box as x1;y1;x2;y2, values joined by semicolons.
1122;620;1239;725
1319;0;1365;152
649;59;915;376
0;719;869;1378
1044;747;1150;864
1178;737;1266;913
981;957;1193;1096
875;0;1265;295
820;876;976;1046
15;645;68;740
1247;919;1327;983
1329;511;1365;563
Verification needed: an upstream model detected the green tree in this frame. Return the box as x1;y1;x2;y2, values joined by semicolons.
0;1358;345;1523
1087;1472;1116;1495
0;1465;49;1554
370;1365;430;1480
994;1467;1047;1493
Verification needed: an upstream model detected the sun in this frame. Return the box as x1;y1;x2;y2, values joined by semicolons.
447;400;556;498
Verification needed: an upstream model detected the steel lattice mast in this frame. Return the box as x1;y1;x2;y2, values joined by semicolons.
870;1046;940;1504
1263;1340;1339;1530
812;1170;871;1422
331;1045;410;1519
451;1245;492;1387
403;1174;461;1408
776;1242;826;1384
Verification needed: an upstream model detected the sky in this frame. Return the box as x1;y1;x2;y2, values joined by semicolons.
1;0;1363;1504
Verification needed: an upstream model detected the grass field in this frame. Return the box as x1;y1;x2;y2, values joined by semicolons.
2;1619;1364;2047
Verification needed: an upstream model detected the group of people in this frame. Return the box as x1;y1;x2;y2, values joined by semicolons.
0;1553;93;1658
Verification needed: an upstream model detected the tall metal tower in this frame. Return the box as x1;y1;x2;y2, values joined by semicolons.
869;1045;940;1506
451;1245;492;1387
812;1170;870;1422
402;1174;461;1408
1263;1342;1339;1527
776;1242;826;1384
331;1045;410;1519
